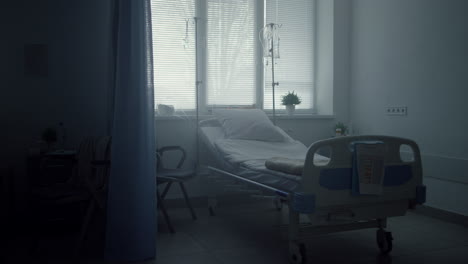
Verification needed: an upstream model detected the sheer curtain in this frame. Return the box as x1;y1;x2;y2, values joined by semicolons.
105;0;157;261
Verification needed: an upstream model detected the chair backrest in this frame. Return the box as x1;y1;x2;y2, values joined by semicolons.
157;146;187;170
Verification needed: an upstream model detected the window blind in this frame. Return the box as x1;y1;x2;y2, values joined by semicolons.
206;0;256;108
264;0;315;110
151;0;196;110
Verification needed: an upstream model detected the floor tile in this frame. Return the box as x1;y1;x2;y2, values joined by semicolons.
156;252;223;264
213;246;289;264
156;231;205;257
362;245;468;264
7;200;468;264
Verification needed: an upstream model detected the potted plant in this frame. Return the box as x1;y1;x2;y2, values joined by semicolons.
334;122;348;136
281;91;301;116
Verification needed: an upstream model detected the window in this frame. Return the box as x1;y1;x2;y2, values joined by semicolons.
151;0;196;110
207;0;256;107
264;0;315;111
151;0;315;113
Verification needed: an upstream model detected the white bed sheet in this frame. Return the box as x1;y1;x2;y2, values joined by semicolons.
200;126;328;192
215;139;308;166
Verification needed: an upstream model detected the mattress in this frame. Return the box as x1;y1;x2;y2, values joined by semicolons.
199;125;328;192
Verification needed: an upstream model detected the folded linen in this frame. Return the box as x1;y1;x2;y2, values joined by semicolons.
265;157;305;176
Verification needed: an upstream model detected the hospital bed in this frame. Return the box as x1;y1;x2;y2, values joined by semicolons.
199;109;426;264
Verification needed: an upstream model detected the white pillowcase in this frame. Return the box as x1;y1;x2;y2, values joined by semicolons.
214;109;286;142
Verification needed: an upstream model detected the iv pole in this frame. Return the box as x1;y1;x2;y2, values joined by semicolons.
194;17;201;169
263;23;280;125
184;17;201;169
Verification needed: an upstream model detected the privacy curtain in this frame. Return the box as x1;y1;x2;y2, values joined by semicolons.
106;0;157;261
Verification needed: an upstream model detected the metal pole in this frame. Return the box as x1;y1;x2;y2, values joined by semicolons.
194;17;201;169
269;23;278;125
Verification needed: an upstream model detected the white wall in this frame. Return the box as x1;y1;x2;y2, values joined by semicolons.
315;0;352;120
350;0;468;215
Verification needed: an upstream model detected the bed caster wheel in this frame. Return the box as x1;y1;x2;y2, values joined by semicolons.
376;229;393;255
289;242;306;264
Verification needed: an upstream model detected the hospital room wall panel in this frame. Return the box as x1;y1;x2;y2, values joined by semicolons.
315;0;352;122
350;0;468;215
276;118;337;146
424;177;468;216
314;0;334;116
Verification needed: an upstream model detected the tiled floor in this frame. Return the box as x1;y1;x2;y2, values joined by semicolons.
4;200;468;263
151;201;468;264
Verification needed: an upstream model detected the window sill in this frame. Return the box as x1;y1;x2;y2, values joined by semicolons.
268;114;335;120
154;114;212;121
155;113;335;121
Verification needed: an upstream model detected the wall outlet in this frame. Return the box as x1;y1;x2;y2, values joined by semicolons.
386;106;407;116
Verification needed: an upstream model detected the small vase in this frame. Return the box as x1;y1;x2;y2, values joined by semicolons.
286;105;295;116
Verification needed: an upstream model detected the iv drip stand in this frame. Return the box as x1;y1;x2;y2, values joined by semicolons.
267;23;279;125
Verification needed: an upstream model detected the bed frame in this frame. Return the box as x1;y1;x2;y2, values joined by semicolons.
204;135;426;264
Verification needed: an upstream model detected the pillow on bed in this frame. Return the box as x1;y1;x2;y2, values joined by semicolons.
214;109;286;142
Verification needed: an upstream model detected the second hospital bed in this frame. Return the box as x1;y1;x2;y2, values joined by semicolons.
199;110;426;264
